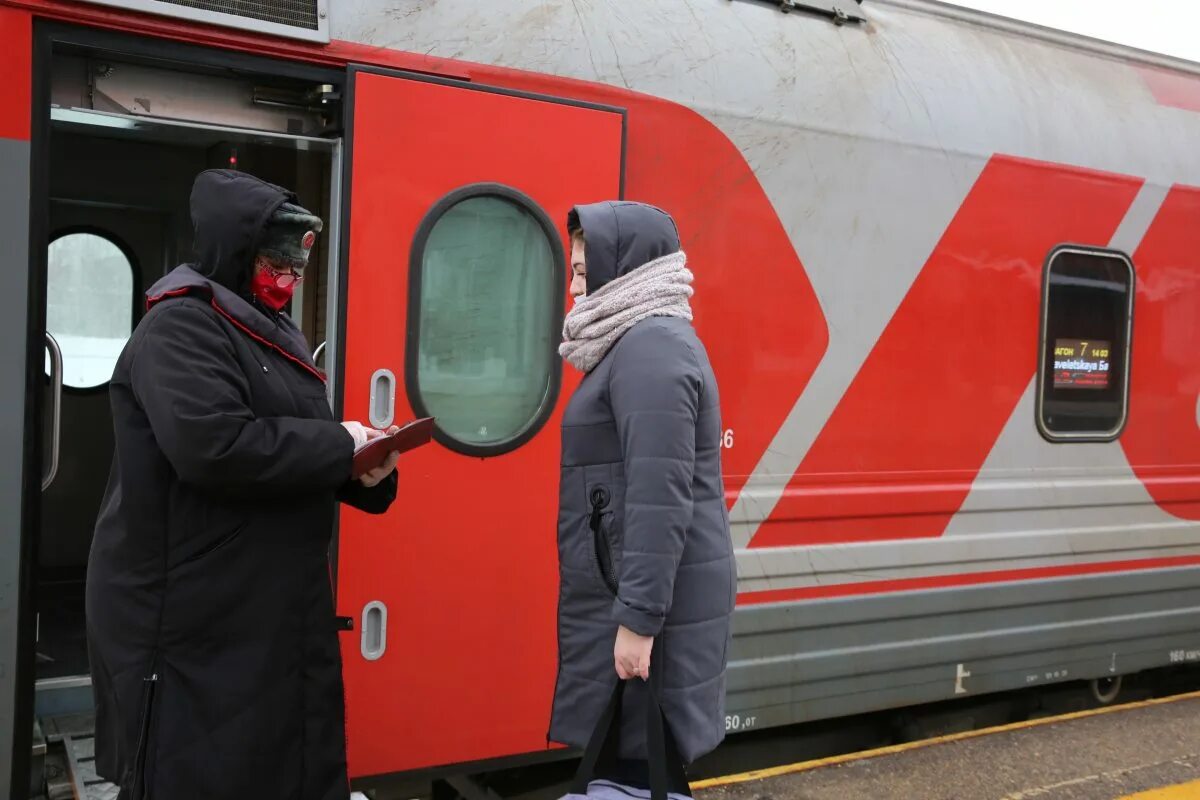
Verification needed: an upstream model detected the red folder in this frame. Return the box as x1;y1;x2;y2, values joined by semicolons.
351;417;435;478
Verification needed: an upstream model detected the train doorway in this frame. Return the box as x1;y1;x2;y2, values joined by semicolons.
24;29;344;797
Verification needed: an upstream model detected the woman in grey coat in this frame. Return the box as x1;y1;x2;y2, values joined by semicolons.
550;201;736;790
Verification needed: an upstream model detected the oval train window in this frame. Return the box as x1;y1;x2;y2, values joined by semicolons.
408;185;565;456
46;231;136;389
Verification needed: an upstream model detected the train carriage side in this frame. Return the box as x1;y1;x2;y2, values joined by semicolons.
2;0;1200;795
332;0;1200;772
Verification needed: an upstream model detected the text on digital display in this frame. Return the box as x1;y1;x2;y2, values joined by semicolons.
1053;339;1111;389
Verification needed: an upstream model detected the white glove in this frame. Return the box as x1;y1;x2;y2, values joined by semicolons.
340;421;371;450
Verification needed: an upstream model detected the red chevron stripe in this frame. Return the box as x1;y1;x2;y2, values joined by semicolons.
1121;184;1200;520
752;155;1143;547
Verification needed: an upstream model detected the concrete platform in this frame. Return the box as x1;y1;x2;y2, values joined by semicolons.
694;692;1200;800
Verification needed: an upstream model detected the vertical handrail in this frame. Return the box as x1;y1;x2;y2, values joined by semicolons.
312;342;331;410
43;332;63;491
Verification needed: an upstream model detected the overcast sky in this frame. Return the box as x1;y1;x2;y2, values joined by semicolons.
952;0;1199;63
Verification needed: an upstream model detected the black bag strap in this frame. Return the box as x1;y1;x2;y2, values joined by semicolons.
571;678;627;797
644;679;671;800
570;646;684;800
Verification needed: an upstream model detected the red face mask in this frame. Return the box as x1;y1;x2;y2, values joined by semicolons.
250;262;302;311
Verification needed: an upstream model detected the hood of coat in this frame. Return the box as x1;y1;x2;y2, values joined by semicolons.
191;169;295;294
568;201;681;296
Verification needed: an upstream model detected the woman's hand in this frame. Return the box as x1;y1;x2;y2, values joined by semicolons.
339;420;379;449
614;625;653;681
358;425;400;487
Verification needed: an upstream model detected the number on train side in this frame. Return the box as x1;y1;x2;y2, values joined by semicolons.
725;714;757;732
722;429;734;449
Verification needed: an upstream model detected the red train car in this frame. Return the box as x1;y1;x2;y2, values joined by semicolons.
2;0;1200;795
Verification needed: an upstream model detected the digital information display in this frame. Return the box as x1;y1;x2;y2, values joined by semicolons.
1053;339;1111;389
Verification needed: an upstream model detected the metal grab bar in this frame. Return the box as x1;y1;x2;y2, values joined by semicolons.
312;341;326;365
43;332;63;491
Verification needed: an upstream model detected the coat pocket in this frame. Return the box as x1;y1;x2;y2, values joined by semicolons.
588;486;618;596
172;521;247;569
130;671;159;800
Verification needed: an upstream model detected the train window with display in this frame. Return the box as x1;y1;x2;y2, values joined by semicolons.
1037;245;1135;441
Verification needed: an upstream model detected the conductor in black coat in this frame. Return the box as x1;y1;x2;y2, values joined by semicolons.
86;170;397;800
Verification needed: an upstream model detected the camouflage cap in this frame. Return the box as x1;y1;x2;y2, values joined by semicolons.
258;202;324;271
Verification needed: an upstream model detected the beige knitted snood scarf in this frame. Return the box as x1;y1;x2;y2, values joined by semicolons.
559;251;693;373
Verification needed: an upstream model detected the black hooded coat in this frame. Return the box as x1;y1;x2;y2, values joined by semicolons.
86;170;395;800
550;202;735;765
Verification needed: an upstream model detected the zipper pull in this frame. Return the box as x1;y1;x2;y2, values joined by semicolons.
589;486;610;531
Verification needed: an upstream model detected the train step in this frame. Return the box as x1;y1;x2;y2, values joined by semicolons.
36;712;117;800
32;714;374;800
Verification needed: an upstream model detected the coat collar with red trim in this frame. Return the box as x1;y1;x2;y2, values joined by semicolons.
147;265;325;383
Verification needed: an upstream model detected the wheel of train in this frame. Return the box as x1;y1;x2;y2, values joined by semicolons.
1090;675;1123;705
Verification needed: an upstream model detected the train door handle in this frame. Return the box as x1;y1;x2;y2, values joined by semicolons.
43;332;63;491
361;600;387;661
368;369;396;429
312;341;326;365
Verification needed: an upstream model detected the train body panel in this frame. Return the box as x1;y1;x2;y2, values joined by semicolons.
3;0;1200;791
0;7;35;796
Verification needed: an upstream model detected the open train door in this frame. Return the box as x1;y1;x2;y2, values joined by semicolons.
336;68;625;779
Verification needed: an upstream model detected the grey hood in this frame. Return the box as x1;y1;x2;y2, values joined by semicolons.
568;201;681;296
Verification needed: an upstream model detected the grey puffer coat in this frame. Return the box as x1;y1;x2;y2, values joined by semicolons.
549;202;735;765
